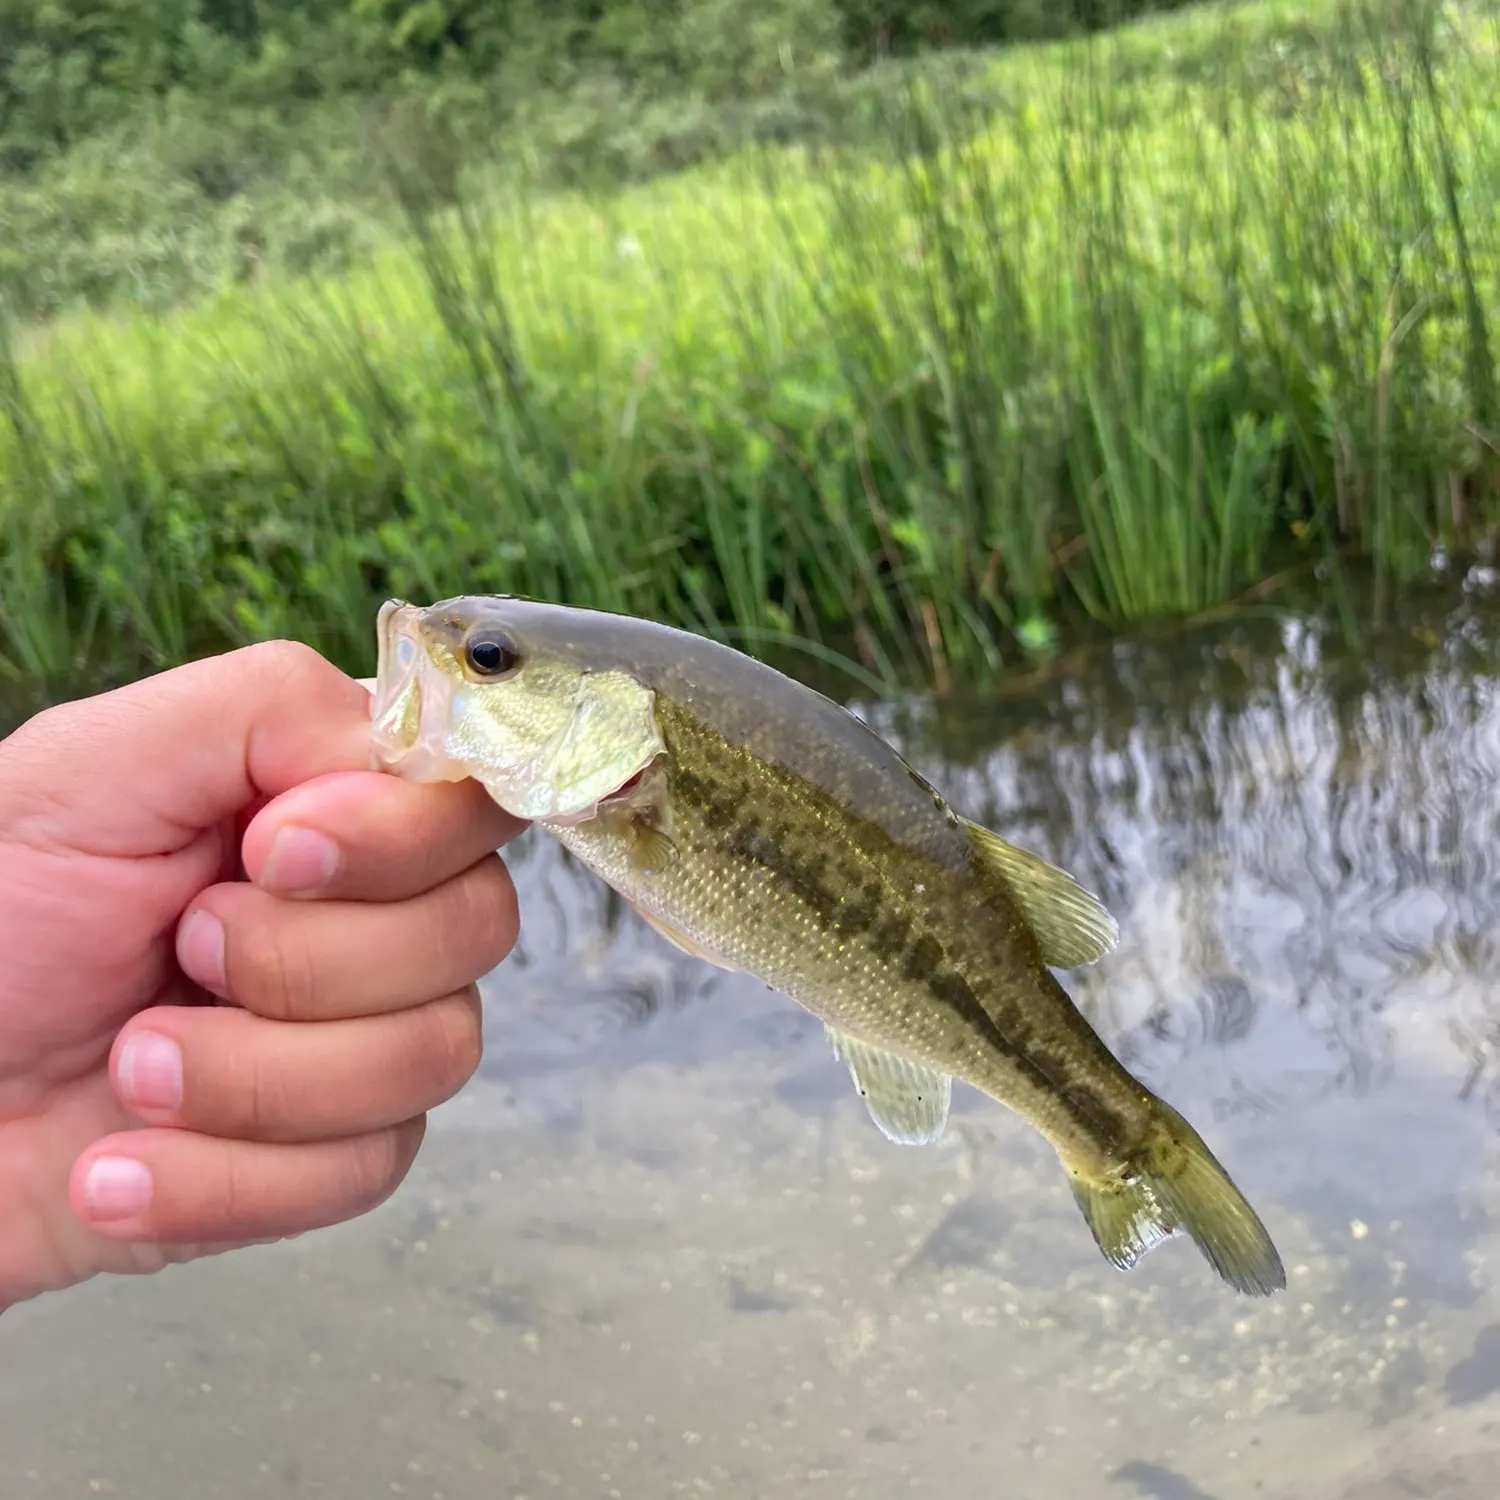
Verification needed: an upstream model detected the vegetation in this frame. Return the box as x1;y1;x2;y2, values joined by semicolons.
1;3;1188;164
2;0;1498;701
1;1;1201;320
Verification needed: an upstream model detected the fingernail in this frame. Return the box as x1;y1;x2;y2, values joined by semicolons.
83;1157;153;1222
117;1031;183;1111
179;909;226;993
262;826;340;896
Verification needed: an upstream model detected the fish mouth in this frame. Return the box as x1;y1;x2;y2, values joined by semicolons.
368;598;468;783
369;596;668;816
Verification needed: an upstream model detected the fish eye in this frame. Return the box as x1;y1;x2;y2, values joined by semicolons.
464;634;520;678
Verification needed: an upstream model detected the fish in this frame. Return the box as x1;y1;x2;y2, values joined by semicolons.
368;594;1285;1297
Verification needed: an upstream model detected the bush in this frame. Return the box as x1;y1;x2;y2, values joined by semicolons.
0;2;1218;169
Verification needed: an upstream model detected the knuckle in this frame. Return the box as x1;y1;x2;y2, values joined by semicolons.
414;990;484;1100
229;919;317;1020
444;856;520;967
340;1124;421;1215
240;638;331;690
216;1151;246;1231
236;1049;295;1139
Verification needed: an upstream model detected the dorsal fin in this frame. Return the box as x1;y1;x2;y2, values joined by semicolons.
962;818;1118;969
828;1028;952;1146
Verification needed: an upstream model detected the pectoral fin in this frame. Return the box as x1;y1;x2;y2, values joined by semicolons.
626;818;677;874
828;1028;952;1146
633;905;742;973
962;818;1119;968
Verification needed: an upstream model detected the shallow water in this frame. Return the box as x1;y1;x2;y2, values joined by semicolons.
5;589;1500;1498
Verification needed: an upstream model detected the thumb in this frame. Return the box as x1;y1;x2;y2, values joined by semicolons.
0;642;376;858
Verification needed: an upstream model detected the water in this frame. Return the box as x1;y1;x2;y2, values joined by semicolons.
5;587;1500;1498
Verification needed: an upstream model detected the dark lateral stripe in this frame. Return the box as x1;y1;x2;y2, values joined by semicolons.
687;764;1039;1074
666;709;1126;1149
675;764;740;832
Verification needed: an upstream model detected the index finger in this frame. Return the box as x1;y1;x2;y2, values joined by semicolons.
240;770;526;902
0;642;373;858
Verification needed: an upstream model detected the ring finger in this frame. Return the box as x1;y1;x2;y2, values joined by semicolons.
110;988;483;1143
70;1119;427;1246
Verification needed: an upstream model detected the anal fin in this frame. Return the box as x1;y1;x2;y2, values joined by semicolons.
828;1028;952;1146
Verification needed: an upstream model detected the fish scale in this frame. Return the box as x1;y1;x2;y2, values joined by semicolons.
561;698;1137;1164
370;593;1286;1297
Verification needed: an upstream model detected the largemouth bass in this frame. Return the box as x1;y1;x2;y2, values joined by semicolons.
369;595;1285;1297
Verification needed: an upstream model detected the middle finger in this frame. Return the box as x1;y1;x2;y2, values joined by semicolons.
178;852;518;1020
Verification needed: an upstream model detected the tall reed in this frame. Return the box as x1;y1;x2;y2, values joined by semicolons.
0;0;1495;699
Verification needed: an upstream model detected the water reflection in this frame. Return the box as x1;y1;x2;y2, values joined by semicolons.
5;589;1500;1498
498;587;1500;1141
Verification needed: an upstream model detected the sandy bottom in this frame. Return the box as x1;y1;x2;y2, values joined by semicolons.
4;906;1498;1500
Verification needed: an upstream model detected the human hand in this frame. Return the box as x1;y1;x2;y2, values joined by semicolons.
0;642;523;1312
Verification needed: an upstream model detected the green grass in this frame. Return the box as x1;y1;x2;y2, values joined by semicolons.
2;0;1498;701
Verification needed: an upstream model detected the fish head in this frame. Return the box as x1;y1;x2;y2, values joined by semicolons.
369;595;665;824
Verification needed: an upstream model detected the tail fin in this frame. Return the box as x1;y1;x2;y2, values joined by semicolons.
1068;1103;1285;1297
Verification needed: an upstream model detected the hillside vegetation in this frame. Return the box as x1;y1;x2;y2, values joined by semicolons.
2;0;1497;697
1;0;1194;317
